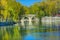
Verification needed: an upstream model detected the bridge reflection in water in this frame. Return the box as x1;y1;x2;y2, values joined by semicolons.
0;20;60;40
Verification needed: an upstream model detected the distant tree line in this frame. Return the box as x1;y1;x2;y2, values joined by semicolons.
0;0;60;21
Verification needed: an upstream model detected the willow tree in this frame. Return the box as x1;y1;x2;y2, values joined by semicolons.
1;0;9;20
7;0;22;21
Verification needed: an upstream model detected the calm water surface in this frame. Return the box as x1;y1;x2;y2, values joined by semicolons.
0;21;60;40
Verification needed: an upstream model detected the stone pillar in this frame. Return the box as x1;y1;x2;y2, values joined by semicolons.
28;17;32;25
21;17;24;26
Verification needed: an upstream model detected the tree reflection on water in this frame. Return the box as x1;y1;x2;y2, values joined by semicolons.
0;21;60;40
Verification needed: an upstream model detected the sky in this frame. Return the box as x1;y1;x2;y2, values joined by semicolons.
16;0;42;7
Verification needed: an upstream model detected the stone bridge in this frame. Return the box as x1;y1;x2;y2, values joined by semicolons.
20;14;39;25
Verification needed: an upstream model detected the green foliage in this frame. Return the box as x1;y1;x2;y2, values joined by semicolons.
1;0;60;21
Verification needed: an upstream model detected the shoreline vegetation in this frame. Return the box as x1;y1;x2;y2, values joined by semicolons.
0;0;60;40
0;0;60;22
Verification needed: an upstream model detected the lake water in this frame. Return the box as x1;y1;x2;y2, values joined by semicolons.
0;21;60;40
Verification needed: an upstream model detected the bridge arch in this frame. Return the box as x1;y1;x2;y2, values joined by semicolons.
20;14;39;25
